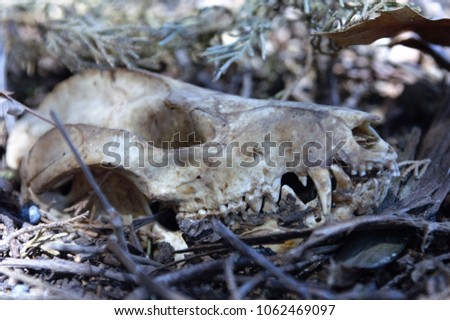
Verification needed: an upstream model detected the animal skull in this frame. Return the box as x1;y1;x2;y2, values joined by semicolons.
7;69;398;241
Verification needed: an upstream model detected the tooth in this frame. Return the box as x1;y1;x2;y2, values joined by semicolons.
298;175;307;187
330;164;352;190
279;185;306;208
262;201;277;213
387;161;394;171
308;167;332;216
372;178;379;199
270;176;282;202
359;169;366;176
367;162;374;171
351;169;358;176
279;184;296;203
247;192;263;213
229;200;246;212
387;161;400;176
393;162;400;177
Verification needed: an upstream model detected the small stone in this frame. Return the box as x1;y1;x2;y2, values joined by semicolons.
19;204;41;225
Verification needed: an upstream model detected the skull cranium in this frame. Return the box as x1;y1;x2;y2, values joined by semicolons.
7;69;398;241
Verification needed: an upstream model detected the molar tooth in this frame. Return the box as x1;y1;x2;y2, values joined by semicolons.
308;167;332;216
247;193;263;213
262;200;277;214
330;164;353;190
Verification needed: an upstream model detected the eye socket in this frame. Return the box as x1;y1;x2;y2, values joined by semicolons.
51;176;74;196
141;105;218;149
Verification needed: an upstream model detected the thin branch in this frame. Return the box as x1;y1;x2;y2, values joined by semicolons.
106;239;188;300
0;266;84;299
211;218;329;299
224;255;239;299
49;110;128;252
236;271;267;299
0;257;136;283
155;259;224;286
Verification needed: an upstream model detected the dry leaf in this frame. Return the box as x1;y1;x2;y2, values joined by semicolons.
321;6;450;47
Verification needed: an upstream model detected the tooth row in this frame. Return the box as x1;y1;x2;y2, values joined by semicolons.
347;160;400;177
195;160;390;221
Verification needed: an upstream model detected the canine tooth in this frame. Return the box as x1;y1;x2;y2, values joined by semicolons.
330;164;352;190
280;184;296;201
220;204;227;213
351;169;358;176
359;169;366;177
298;175;307;187
279;185;306;208
308;167;332;216
270;176;282;202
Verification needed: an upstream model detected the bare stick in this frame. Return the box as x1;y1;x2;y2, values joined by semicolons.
107;239;189;299
49;110;128;252
211;218;327;299
236;271;266;299
0;266;83;299
155;259;224;286
1;257;136;283
224;255;239;299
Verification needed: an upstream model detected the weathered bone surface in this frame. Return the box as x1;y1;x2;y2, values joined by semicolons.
7;69;398;240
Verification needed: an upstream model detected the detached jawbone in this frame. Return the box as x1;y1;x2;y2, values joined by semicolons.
18;69;398;242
